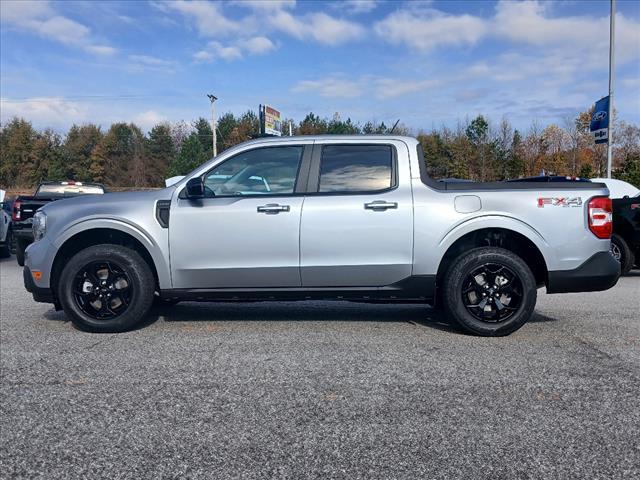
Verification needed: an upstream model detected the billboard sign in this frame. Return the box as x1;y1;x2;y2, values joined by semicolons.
263;105;282;136
589;96;609;144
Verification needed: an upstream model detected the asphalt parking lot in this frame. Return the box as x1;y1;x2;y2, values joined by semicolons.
1;257;639;479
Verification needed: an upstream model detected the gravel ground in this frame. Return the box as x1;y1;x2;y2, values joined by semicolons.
1;257;639;479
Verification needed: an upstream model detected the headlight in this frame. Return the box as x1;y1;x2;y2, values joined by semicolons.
32;211;47;241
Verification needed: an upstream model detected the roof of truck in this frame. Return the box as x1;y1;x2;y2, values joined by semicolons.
242;134;419;144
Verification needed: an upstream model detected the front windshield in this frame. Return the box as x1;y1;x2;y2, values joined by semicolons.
36;184;104;197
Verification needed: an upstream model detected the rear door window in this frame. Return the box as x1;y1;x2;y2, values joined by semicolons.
318;145;393;193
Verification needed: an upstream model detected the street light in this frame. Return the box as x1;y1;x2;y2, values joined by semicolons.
207;94;217;157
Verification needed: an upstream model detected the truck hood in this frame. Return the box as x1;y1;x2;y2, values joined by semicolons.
41;189;170;215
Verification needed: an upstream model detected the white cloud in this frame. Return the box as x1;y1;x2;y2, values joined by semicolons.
341;0;380;14
194;41;242;62
0;0;53;22
375;8;487;51
493;1;640;66
374;78;442;99
242;36;276;54
133;110;167;131
308;13;364;45
232;0;296;11
0;0;117;55
374;0;639;70
128;54;174;67
85;45;117;56
155;0;243;36
155;0;364;47
270;11;364;45
0;96;88;127
292;77;365;98
194;36;276;62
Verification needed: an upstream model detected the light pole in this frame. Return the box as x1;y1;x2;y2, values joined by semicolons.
207;94;217;157
607;0;615;178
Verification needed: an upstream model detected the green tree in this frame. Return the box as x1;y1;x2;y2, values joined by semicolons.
0;117;36;186
88;123;146;186
193;117;213;159
147;123;175;186
466;115;491;180
168;132;204;176
63;124;103;181
298;113;328;135
30;129;64;183
327;114;360;134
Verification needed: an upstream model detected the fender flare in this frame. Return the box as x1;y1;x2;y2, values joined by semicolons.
436;214;555;270
54;218;171;289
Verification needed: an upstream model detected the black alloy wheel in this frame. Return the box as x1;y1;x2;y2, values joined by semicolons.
442;247;537;336
58;244;154;332
461;263;523;323
73;261;132;320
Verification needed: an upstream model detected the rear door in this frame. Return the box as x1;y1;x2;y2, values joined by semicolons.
299;141;414;287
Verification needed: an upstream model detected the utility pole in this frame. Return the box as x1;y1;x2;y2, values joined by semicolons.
207;94;218;157
607;0;616;178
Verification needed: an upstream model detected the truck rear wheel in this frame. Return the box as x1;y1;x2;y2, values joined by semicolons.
442;247;537;336
57;244;154;333
610;234;634;275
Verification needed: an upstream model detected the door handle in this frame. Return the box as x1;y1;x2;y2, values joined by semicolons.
257;203;290;214
364;201;398;211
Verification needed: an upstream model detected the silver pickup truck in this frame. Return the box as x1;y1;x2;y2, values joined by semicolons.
24;135;620;335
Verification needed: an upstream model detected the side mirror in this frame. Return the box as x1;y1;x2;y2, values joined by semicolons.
185;177;205;199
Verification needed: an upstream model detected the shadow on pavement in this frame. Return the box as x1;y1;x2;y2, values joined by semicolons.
40;299;560;334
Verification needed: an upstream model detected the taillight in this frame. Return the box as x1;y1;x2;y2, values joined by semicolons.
588;196;612;239
12;200;21;221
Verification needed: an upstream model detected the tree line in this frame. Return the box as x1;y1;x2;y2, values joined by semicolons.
1;109;638;189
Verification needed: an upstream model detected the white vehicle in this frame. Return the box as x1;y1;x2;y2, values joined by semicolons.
590;178;640;199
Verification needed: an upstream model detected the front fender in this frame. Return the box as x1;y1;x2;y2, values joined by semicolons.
54;217;171;289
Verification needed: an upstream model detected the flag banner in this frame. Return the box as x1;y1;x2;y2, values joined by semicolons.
590;96;609;144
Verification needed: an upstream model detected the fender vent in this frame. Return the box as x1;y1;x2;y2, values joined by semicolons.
156;200;171;228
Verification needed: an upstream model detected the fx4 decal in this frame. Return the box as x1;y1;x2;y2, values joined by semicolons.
537;197;583;208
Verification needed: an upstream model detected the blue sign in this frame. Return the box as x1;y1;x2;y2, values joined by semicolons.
589;96;609;144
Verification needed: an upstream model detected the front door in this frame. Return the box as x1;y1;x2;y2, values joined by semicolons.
170;145;310;289
300;142;414;287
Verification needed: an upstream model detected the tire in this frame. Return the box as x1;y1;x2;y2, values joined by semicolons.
57;244;155;333
0;230;11;258
442;247;537;336
15;239;26;266
610;234;634;275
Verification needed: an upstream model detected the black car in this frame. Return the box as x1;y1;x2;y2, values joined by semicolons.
611;195;640;274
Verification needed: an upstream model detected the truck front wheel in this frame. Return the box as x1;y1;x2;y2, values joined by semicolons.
57;245;155;333
442;247;537;336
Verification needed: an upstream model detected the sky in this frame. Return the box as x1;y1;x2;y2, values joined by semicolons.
1;0;639;133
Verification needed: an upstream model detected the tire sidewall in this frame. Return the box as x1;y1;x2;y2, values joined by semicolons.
58;245;154;333
443;247;537;336
611;234;633;275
